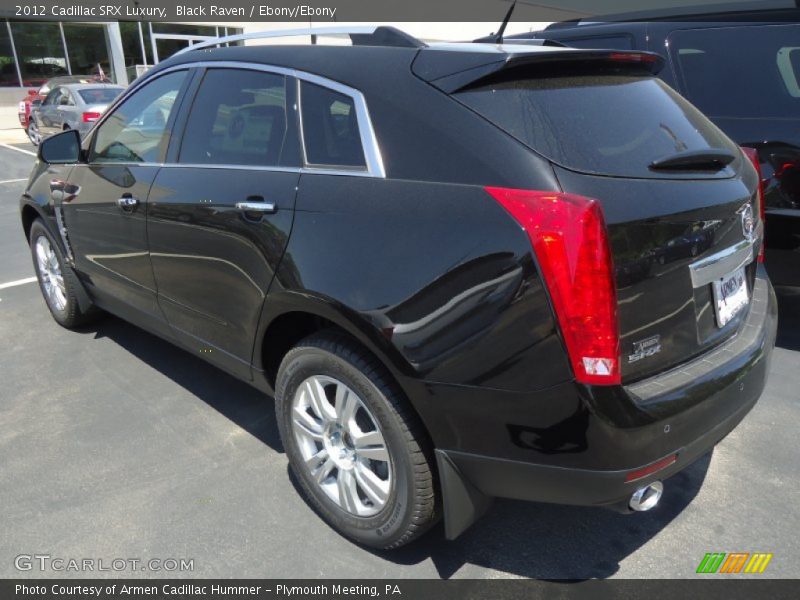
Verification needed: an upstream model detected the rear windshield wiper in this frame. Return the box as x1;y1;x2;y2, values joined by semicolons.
649;149;736;171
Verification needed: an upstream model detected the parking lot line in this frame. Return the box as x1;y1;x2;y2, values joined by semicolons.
0;276;36;290
0;143;36;157
0;178;27;184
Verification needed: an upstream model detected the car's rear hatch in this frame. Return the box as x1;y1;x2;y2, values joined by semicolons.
414;46;762;382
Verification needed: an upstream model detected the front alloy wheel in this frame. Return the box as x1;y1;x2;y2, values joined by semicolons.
35;235;67;313
29;218;98;328
291;375;392;517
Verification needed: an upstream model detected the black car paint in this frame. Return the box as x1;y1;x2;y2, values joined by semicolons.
512;18;800;289
21;40;776;539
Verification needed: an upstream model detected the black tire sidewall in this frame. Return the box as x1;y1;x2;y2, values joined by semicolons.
276;345;417;548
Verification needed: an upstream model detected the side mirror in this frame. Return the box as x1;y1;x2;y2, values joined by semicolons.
38;129;81;164
31;99;42;108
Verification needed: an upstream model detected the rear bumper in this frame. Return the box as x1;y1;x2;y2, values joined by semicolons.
435;268;777;538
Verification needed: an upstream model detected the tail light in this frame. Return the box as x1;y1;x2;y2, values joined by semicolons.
741;146;765;263
82;111;101;123
485;187;620;385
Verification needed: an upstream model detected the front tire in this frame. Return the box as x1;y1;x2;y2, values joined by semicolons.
276;332;439;549
29;219;97;328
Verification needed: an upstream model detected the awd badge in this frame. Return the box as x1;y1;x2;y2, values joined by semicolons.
628;335;662;363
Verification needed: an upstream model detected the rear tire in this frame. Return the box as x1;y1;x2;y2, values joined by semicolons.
276;331;439;549
29;219;97;328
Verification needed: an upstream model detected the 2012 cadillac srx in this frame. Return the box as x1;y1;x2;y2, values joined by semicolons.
20;27;777;548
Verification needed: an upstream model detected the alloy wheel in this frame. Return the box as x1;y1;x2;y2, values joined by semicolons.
291;375;392;517
35;236;67;312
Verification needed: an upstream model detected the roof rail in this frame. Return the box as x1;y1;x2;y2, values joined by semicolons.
174;25;425;56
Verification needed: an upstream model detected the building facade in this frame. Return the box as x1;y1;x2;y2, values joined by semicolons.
0;20;245;89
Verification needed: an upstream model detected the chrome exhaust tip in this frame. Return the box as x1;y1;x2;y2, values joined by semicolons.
629;481;663;512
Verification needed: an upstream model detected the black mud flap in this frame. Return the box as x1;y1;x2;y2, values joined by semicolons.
435;449;494;540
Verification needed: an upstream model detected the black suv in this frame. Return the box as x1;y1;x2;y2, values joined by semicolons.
20;27;777;549
512;2;800;290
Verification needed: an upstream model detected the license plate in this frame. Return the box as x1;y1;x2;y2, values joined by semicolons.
712;267;749;327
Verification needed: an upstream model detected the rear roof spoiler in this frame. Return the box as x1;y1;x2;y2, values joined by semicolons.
412;48;665;93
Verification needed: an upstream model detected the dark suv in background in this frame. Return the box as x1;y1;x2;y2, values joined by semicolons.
21;27;776;548
512;1;800;290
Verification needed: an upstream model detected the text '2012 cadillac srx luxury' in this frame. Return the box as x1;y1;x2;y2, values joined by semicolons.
20;27;777;548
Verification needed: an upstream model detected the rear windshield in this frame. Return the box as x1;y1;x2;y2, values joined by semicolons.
669;24;800;120
78;88;121;105
456;73;738;178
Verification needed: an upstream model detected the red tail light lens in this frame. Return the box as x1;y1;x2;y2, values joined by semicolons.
486;187;620;385
741;146;765;263
82;111;101;123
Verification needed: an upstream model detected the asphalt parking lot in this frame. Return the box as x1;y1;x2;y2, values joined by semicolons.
0;141;798;579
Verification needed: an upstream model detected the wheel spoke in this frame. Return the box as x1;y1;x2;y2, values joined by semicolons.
314;457;336;484
304;379;336;422
354;461;389;506
293;405;323;440
337;468;360;513
36;241;49;271
335;385;358;426
352;428;389;461
305;448;329;474
356;443;389;462
352;429;383;448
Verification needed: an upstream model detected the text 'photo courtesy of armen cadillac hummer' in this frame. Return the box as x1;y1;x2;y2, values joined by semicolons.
20;25;777;549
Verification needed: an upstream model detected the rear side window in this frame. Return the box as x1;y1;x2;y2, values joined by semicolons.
456;73;737;178
669;24;800;119
179;69;287;167
78;88;122;105
300;81;366;169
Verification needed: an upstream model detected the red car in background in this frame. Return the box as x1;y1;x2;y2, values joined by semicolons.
18;75;111;144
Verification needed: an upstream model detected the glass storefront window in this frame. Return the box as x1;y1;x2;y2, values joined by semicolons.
0;21;19;86
151;24;218;37
0;21;246;88
62;23;113;81
9;21;67;86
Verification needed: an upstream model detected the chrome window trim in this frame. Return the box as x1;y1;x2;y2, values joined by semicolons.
142;61;384;178
69;162;377;179
84;61;385;178
296;77;384;177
